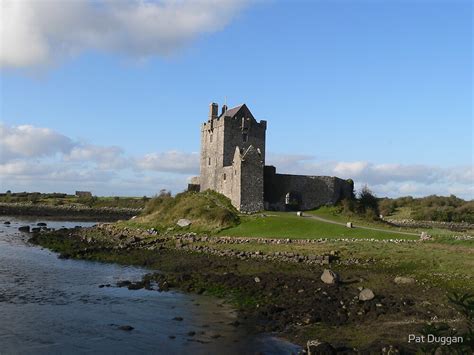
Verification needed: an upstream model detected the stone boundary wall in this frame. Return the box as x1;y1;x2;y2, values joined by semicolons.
385;218;474;231
89;224;418;267
0;203;140;221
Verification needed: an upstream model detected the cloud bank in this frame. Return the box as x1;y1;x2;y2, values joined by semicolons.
0;0;247;68
0;123;472;199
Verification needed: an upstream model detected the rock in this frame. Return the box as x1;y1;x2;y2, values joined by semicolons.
307;340;336;355
346;222;353;228
31;227;41;233
359;288;375;301
394;276;415;285
37;222;47;226
18;226;30;232
320;269;339;285
4;221;11;225
254;276;261;283
187;331;196;336
176;219;192;227
173;316;183;321
297;211;304;217
420;232;431;240
118;325;134;331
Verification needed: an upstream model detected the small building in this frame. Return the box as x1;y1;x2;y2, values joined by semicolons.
189;102;353;213
75;191;92;198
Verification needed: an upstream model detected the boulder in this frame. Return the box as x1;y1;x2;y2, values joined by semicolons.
18;226;30;232
307;340;336;355
394;276;415;285
420;232;431;240
37;222;47;226
320;269;339;285
359;288;375;301
176;219;192;227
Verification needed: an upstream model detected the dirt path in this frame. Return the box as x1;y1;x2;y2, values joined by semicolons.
305;214;420;237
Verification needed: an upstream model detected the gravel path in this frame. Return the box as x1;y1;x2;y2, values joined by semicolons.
305;214;420;237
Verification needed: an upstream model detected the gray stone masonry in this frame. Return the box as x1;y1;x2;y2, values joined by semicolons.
191;102;353;213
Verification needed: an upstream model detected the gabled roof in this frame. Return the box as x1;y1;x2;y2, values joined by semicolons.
220;103;255;120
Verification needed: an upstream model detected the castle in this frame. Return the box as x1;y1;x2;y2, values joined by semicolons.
189;103;354;213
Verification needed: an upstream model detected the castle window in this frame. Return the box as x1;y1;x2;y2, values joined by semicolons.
223;173;226;181
208;157;211;166
210;134;213;142
242;133;248;142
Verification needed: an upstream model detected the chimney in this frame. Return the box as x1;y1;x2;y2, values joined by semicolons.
209;102;218;120
221;104;228;115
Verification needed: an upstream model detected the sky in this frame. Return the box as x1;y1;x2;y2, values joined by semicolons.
0;0;472;199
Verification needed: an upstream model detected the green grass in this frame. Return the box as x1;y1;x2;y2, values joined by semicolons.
127;190;240;233
218;211;418;240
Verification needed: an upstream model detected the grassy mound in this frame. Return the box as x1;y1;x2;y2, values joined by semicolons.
133;190;240;233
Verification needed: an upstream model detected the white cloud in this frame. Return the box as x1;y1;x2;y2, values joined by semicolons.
137;151;199;174
0;0;248;68
65;144;129;169
0;123;73;162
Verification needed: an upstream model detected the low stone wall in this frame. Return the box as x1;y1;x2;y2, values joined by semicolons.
385;218;474;232
0;203;141;221
93;224;416;267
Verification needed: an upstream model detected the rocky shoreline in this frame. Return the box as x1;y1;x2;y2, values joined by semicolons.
26;224;459;354
0;203;140;221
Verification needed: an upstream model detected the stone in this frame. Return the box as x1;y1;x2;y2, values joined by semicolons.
394;276;415;285
420;232;431;240
307;340;336;355
359;288;375;301
37;222;47;226
254;276;261;283
320;269;339;285
18;226;30;232
176;219;192;227
118;325;134;331
297;211;304;217
346;222;353;228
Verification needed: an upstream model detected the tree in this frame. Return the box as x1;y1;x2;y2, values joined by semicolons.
357;185;379;218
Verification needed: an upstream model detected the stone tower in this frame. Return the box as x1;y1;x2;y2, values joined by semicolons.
198;102;267;212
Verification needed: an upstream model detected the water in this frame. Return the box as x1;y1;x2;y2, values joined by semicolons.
0;217;300;354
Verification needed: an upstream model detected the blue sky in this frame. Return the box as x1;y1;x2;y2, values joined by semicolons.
1;0;472;198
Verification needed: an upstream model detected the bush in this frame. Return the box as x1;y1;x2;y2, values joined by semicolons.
357;186;379;216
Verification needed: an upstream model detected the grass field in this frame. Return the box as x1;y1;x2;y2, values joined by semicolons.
218;211;419;240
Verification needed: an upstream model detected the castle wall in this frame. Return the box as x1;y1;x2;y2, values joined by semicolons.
223;116;266;167
239;147;264;213
264;166;353;211
200;117;226;192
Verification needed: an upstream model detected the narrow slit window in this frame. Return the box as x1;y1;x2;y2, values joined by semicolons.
223;173;226;181
208;157;211;165
242;133;248;142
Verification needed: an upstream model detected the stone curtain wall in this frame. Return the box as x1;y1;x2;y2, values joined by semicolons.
264;167;353;211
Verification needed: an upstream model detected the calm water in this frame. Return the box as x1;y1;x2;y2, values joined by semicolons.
0;217;300;354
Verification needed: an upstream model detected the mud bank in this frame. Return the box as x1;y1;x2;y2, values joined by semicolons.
28;226;465;354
